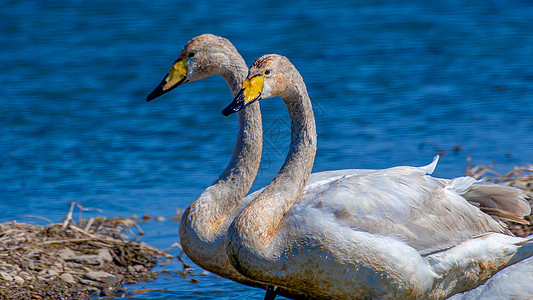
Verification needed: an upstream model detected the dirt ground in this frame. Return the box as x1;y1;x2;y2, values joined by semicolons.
0;203;175;299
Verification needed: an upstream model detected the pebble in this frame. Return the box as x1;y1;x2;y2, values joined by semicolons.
97;248;113;262
127;288;159;295
84;271;117;285
58;248;76;260
18;271;31;280
66;255;103;266
0;271;13;281
128;265;147;273
13;275;24;285
79;278;100;287
133;265;147;272
101;286;127;297
20;260;34;271
53;262;63;269
59;272;76;284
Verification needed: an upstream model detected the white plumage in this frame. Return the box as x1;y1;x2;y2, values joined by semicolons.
223;54;533;299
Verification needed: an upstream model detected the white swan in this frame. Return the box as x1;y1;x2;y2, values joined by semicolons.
146;34;265;288
222;54;533;299
146;34;315;299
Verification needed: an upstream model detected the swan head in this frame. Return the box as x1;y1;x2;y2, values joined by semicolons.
147;34;241;102
222;54;297;116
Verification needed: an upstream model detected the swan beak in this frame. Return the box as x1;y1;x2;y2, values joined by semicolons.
222;74;264;116
146;58;188;102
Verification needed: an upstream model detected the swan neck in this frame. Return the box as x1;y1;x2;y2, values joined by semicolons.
272;81;317;211
228;74;316;257
180;50;262;242
221;55;248;97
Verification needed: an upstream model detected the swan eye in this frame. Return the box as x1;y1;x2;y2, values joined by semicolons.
264;69;272;77
188;52;195;58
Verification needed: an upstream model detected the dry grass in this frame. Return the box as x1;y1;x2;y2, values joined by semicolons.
0;202;174;299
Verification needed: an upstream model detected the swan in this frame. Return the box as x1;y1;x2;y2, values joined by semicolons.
146;35;529;299
222;54;533;299
146;34;264;288
146;34;310;299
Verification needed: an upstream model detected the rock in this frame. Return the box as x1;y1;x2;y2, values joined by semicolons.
58;248;76;260
101;286;127;297
84;271;117;285
128;265;147;273
0;271;13;281
59;273;76;284
13;275;24;285
133;265;147;272
127;288;159;295
86;287;101;297
97;248;113;262
66;255;103;266
53;262;63;269
20;260;34;271
48;269;59;277
37;269;54;279
115;273;124;283
18;271;31;280
79;278;100;287
189;278;199;284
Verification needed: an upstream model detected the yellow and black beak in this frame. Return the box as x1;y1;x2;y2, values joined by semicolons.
146;58;188;102
222;74;264;116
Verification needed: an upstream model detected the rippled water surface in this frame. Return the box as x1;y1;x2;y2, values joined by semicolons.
1;1;533;298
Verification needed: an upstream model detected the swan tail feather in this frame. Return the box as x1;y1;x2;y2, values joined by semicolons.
479;207;530;225
419;155;439;174
463;183;531;224
444;176;531;224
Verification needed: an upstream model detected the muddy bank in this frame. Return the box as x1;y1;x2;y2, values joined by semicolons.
0;203;173;299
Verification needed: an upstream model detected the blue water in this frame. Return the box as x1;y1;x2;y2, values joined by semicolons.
1;1;533;298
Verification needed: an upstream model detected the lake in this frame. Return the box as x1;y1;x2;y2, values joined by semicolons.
1;1;533;298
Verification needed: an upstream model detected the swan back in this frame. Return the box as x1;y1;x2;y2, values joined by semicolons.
287;164;509;256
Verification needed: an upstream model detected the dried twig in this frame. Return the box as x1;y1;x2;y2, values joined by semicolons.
0;202;173;299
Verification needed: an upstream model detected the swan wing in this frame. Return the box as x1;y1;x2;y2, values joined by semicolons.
287;163;508;255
